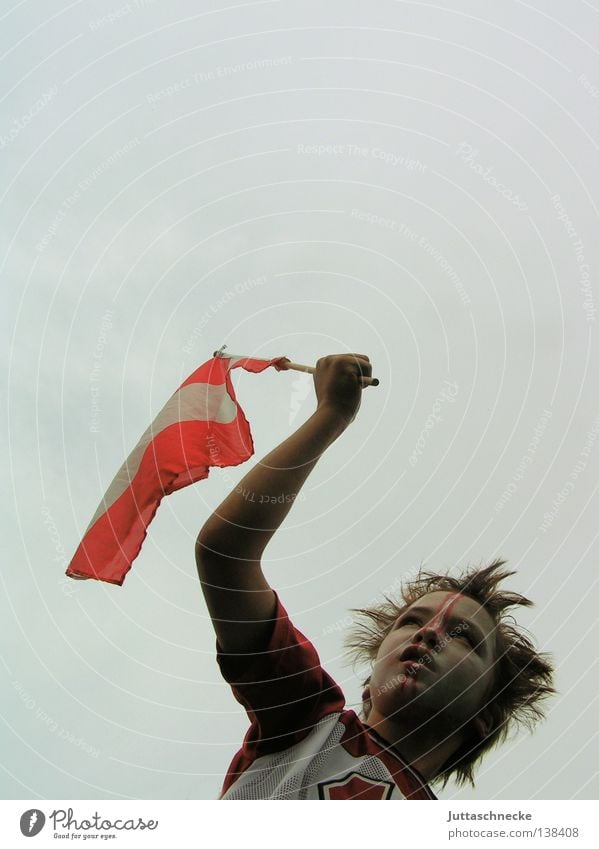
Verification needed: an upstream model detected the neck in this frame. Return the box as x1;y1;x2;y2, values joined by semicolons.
365;709;466;783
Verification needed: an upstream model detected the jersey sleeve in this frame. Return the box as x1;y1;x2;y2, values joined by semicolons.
216;591;346;757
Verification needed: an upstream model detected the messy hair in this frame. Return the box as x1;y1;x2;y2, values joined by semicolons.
344;559;556;790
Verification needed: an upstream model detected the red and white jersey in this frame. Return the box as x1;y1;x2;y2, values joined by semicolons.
216;592;437;800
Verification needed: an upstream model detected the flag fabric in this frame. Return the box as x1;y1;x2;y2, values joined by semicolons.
66;354;288;586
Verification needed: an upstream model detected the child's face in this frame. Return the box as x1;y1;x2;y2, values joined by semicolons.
366;591;497;734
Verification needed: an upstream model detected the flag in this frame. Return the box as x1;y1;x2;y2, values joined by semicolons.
66;353;288;586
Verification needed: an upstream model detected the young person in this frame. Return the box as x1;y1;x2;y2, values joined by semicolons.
195;354;555;799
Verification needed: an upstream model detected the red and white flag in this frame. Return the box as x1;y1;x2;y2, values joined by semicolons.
66;353;288;586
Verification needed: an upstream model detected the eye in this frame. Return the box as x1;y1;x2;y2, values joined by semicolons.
453;627;475;645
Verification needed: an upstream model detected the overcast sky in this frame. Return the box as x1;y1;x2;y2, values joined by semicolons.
2;0;599;802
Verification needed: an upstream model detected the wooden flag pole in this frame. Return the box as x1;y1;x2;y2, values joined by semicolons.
282;360;379;387
213;347;379;386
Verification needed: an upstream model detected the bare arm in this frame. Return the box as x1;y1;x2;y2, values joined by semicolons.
196;353;373;653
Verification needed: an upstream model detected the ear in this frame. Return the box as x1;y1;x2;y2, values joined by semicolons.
472;710;492;739
361;686;372;722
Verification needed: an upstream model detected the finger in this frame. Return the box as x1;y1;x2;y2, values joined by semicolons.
349;360;372;377
342;355;372;375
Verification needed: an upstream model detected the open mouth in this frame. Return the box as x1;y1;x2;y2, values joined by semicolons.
402;660;429;673
399;646;434;667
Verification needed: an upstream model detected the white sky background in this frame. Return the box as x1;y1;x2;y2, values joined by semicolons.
1;0;599;802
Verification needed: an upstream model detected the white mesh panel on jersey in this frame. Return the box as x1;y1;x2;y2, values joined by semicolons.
222;713;345;800
295;715;348;799
302;741;397;799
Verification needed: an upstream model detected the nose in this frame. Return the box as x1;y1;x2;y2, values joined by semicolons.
413;622;441;649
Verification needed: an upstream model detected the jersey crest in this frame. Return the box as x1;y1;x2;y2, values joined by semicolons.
318;771;395;800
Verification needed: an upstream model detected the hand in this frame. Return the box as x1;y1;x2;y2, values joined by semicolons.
313;354;373;424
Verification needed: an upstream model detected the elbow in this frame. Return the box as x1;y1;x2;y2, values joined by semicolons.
195;527;225;563
195;524;264;567
195;514;229;555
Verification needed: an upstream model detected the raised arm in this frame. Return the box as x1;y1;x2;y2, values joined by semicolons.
195;354;373;653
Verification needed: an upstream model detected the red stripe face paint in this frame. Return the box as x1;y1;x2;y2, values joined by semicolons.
376;592;476;694
420;592;467;639
398;592;469;684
